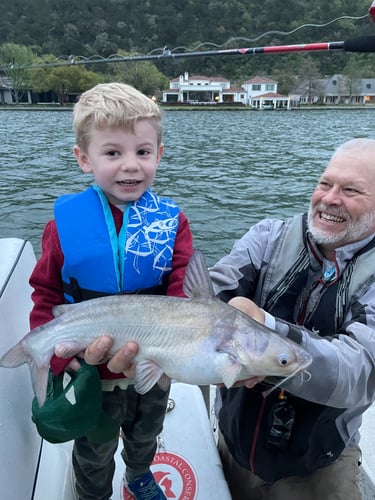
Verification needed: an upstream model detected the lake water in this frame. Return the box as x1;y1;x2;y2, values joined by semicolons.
0;108;374;266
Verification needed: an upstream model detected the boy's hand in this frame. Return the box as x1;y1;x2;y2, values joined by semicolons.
66;358;82;371
84;336;138;378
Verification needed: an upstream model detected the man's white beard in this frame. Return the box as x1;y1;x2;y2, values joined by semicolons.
307;204;375;246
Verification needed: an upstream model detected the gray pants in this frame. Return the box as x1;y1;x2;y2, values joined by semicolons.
218;430;362;500
72;384;170;500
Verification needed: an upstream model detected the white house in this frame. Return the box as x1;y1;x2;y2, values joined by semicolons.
241;76;290;109
161;72;247;104
161;73;290;108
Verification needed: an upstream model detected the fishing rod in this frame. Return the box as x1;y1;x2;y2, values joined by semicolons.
7;35;375;71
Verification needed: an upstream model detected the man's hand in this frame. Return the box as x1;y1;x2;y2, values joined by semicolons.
228;296;265;324
83;336;139;378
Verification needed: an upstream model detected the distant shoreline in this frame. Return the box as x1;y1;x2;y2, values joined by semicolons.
1;104;375;111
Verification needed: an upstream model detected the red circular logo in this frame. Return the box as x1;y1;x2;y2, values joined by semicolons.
151;451;198;499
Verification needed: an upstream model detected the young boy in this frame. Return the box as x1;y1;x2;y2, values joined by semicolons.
29;82;194;500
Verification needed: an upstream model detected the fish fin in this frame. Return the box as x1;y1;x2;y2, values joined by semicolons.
217;334;252;367
52;304;71;317
183;249;215;299
216;332;251;388
157;374;172;392
32;364;51;407
134;360;165;395
217;362;242;389
0;341;50;406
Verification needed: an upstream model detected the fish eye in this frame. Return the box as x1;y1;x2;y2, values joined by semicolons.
278;353;290;366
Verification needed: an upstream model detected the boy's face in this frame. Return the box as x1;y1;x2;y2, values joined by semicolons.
74;119;163;205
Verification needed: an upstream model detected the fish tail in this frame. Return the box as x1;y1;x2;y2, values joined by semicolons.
30;362;50;407
0;341;50;407
0;341;28;368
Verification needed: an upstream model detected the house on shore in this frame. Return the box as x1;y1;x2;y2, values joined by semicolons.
3;71;374;108
161;73;245;105
0;77;15;104
242;76;290;109
0;77;32;104
162;72;375;108
161;73;290;109
289;74;375;106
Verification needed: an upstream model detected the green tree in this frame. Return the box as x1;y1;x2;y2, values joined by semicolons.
0;43;35;103
344;53;375;79
105;54;169;97
297;56;323;102
0;0;373;83
29;58;102;104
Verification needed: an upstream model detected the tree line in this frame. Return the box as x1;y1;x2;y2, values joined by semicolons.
1;0;375;103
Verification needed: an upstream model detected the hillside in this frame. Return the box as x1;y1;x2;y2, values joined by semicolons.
1;1;374;83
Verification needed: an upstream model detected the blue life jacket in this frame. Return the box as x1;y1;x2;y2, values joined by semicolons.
54;185;180;303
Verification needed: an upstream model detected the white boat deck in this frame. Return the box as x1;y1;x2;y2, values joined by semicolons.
1;237;375;499
359;405;375;498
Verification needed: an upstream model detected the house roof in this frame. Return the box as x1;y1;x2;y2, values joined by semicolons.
163;85;244;94
223;85;244;93
169;73;280;88
351;78;375;96
170;75;229;83
244;76;278;84
290;76;375;97
256;92;288;98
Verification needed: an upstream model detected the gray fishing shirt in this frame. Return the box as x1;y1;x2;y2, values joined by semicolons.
210;213;375;446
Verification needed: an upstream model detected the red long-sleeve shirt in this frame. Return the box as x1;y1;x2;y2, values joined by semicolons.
29;203;194;378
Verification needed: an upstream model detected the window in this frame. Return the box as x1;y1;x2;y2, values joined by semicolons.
265;84;275;91
252;84;261;91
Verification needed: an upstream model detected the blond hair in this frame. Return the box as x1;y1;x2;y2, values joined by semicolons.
72;82;163;152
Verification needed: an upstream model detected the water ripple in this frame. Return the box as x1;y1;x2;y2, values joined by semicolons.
1;108;374;265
